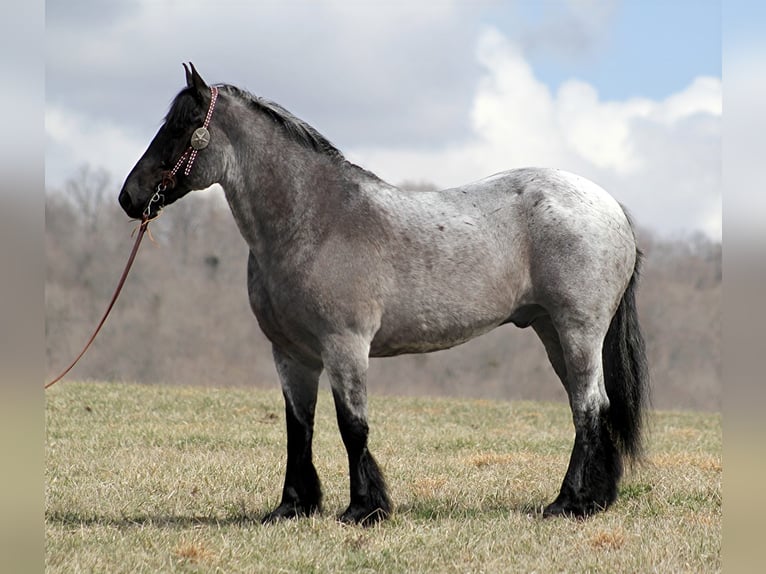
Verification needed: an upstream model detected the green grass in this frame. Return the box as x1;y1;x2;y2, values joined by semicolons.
46;382;721;573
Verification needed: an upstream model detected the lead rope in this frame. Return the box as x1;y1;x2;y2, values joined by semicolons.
44;215;156;389
46;85;219;389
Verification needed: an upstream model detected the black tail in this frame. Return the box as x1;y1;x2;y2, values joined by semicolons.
602;250;650;462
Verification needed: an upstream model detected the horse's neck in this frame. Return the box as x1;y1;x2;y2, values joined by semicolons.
219;118;354;260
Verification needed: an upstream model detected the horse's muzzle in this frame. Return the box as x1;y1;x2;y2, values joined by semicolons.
118;189;144;220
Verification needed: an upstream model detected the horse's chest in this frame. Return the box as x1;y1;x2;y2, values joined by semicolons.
250;282;309;348
245;255;320;358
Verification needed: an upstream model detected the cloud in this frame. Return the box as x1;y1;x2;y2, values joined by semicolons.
515;0;619;61
45;5;721;238
46;105;147;187
45;0;480;152
351;27;721;239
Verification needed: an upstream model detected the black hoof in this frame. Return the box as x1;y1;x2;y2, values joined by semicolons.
261;502;318;524
338;504;389;526
542;497;604;519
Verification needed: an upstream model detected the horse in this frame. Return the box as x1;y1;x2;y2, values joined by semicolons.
119;63;649;525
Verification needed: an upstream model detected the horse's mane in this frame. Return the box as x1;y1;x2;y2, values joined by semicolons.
165;84;343;161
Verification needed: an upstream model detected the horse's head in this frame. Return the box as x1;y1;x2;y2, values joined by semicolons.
119;63;226;220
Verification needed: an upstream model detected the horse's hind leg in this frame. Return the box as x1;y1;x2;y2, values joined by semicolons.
542;323;622;518
324;335;391;526
532;316;568;388
262;346;323;524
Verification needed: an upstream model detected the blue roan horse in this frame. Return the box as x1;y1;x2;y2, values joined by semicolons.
120;64;649;525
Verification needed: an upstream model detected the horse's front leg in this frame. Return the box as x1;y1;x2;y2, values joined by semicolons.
324;335;391;526
262;346;323;524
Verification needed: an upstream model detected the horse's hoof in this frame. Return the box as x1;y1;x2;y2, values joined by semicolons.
338;505;388;526
261;503;317;524
542;498;599;519
542;500;576;519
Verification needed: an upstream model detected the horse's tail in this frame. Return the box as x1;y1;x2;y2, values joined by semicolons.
602;248;650;463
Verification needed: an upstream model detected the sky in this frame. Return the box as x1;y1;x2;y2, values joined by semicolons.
45;0;722;239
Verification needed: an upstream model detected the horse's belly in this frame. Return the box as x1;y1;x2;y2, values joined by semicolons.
369;247;529;357
369;306;508;357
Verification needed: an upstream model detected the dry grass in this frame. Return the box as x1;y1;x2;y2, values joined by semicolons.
173;541;216;564
588;528;626;550
46;382;721;573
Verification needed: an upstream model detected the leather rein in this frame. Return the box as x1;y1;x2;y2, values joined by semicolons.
45;86;219;389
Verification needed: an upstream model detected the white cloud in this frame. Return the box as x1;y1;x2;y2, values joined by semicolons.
472;28;567;169
654;76;722;122
351;27;722;239
45;0;479;152
45;8;721;239
556;81;651;172
46;105;147;188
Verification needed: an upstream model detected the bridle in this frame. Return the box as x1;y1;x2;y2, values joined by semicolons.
143;85;219;219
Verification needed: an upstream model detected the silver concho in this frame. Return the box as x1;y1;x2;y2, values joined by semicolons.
190;127;210;150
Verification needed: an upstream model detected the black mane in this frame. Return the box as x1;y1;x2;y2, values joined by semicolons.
165;85;343;161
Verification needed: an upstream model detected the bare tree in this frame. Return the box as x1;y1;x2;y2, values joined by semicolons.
64;164;111;234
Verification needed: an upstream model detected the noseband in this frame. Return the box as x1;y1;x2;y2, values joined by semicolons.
144;85;219;219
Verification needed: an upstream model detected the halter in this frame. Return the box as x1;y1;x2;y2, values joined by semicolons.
144;85;219;219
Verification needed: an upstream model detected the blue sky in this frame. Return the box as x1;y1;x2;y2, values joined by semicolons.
492;0;721;100
725;0;766;45
45;0;722;238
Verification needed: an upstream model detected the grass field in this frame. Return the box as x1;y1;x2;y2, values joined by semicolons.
46;382;721;573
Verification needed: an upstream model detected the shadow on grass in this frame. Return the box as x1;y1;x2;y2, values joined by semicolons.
47;498;559;529
47;502;552;529
46;510;265;529
395;498;549;521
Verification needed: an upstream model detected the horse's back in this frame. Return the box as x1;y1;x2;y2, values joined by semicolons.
453;168;628;226
455;167;636;262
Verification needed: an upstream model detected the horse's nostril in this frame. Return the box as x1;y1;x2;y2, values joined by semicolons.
118;190;133;213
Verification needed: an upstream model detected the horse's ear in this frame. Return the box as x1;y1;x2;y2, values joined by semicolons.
183;62;208;96
183;62;193;88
